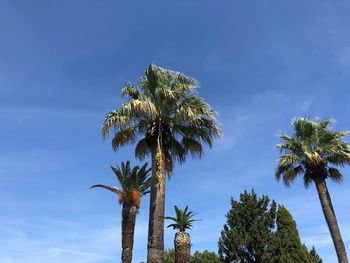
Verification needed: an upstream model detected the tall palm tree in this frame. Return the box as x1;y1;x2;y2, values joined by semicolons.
102;64;221;262
91;161;151;263
275;117;350;263
165;206;198;263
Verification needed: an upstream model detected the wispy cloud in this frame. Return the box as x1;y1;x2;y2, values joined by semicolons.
304;224;350;248
0;216;118;263
0;212;154;263
215;89;313;152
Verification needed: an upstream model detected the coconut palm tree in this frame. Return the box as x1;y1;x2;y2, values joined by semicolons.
102;64;221;262
91;161;151;263
275;117;350;263
166;206;198;263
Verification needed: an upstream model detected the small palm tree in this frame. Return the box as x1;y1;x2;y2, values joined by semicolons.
275;117;350;263
166;206;199;263
91;161;151;263
102;64;221;262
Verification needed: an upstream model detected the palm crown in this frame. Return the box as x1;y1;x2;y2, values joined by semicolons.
165;206;199;232
91;161;151;207
102;65;221;175
275;117;350;187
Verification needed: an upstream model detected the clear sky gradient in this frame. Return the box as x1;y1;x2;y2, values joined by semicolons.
1;1;350;262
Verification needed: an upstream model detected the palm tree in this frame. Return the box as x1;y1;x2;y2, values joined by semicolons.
91;161;151;263
102;64;221;262
166;206;198;263
275;117;350;263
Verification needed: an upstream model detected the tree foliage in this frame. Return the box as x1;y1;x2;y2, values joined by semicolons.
102;64;221;176
191;250;222;263
90;161;151;207
103;65;221;261
271;205;314;263
164;249;221;263
309;247;323;263
218;190;322;263
164;249;175;263
275;117;350;187
218;190;277;263
165;205;199;232
275;117;349;263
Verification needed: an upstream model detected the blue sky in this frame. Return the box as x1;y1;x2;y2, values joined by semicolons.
1;1;350;262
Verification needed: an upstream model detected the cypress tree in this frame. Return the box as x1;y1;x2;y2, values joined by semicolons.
271;205;310;263
309;246;323;263
218;190;277;263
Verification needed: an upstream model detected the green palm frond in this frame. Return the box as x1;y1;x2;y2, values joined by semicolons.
91;161;151;197
135;138;149;160
102;110;131;139
90;184;121;195
275;117;350;187
102;64;221;175
172;123;218;148
111;128;135;151
182;137;203;158
174;95;217;125
122;84;140;100
165;205;199;232
303;171;313;188
328;168;343;183
170;138;186;163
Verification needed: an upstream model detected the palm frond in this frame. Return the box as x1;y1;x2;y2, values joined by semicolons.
292;117;317;140
276;117;350;188
103;65;221;176
102;110;131;139
170;138;186;163
282;168;298;187
173;121;220;148
122;84;140;100
275;153;300;182
109;161;151;195
164;151;174;178
174;96;216;125
182;137;203;158
111;128;136;151
165;205;199;232
90;184;121;195
328;168;343;183
135;138;150;160
303;171;313;188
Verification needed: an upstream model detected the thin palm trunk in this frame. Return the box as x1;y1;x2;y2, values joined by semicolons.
122;204;138;263
175;231;191;263
315;178;348;263
147;145;166;263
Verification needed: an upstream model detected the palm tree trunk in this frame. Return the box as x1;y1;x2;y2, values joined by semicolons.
122;204;138;263
315;178;348;263
175;231;191;263
147;145;166;263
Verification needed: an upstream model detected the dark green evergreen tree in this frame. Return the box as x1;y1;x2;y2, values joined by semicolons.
271;205;311;263
164;249;175;263
218;190;323;263
191;250;221;263
218;190;277;263
309;246;323;263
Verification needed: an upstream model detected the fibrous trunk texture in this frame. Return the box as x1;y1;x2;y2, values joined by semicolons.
122;204;138;263
315;178;348;263
175;231;191;263
147;145;166;263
